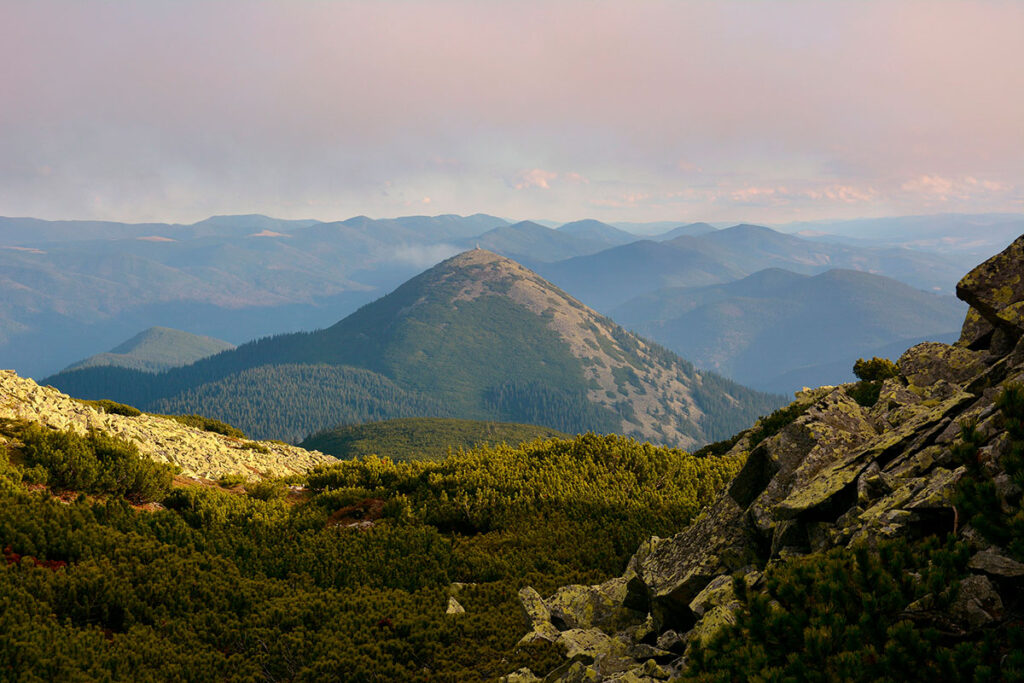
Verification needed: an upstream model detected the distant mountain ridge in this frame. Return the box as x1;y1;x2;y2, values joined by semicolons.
540;223;965;311
612;267;965;392
44;249;784;447
63;326;235;373
0;211;989;381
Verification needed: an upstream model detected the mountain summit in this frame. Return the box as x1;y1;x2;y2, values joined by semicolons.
45;249;781;447
62;326;234;373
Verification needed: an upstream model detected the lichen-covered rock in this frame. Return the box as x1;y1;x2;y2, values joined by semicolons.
446;597;465;615
633;492;759;627
898;342;986;390
548;578;643;631
748;390;877;530
957;234;1024;339
499;668;541;683
517;586;562;645
958;306;996;349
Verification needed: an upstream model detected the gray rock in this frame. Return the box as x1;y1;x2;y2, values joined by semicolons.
951;574;1004;629
968;549;1024;578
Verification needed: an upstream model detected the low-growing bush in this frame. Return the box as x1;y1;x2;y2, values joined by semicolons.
216;473;246;488
853;356;899;382
158;413;246;438
245;478;288;501
847;380;883;407
17;424;174;503
80;399;143;417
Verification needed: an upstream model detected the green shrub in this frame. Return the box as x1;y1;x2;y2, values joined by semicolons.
847;380;883;407
18;424;174;503
80;399;142;417
853;357;899;382
845;357;899;408
216;473;246;488
245;478;287;501
158;414;246;438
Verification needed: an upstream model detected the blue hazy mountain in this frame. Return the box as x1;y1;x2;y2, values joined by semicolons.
62;326;235;373
611;268;966;393
540;223;965;311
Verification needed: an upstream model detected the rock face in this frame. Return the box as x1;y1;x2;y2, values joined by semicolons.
509;234;1024;682
0;370;335;479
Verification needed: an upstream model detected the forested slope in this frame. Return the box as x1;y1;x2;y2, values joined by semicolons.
45;250;784;448
301;417;566;462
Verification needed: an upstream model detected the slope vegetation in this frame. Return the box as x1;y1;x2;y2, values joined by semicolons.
510;232;1024;681
46;250;784;448
63;326;235;373
300;417;566;462
0;425;741;680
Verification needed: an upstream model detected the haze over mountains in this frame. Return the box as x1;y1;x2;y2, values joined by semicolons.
786;213;1024;270
44;250;783;447
2;211;1014;397
612;268;966;393
538;223;964;311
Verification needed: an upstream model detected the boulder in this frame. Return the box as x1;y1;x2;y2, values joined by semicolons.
898;342;986;390
950;574;1003;629
956;234;1024;343
958;306;996;350
547;578;644;632
633;493;759;628
968;549;1024;578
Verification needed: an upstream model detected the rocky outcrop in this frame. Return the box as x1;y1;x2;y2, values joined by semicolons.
0;370;335;479
510;234;1024;682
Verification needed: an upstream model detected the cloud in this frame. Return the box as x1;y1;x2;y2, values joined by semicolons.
0;2;1021;222
514;169;558;190
900;175;1014;203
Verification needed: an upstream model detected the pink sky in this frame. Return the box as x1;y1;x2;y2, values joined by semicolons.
0;0;1021;223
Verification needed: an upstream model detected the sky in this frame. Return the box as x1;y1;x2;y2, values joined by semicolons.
1;0;1022;225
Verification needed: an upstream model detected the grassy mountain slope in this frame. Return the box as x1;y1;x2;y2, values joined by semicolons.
63;326;235;373
613;268;965;392
45;250;784;448
0;214;505;377
300;417;566;461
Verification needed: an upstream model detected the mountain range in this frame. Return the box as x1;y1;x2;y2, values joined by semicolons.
539;223;965;311
1;234;1023;680
43;250;783;447
1;212;990;391
612;268;966;393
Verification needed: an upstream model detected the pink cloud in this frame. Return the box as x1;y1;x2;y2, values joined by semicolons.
514;169;558;190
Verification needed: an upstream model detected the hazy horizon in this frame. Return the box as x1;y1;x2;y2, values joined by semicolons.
2;0;1021;225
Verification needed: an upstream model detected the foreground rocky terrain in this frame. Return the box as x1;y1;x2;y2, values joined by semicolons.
0;371;334;479
509;235;1024;681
